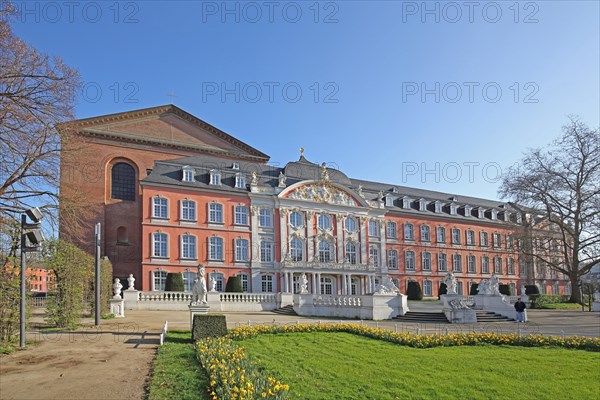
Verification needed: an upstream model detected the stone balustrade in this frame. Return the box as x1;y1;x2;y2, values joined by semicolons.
281;260;376;272
218;293;277;304
294;293;408;320
313;295;362;307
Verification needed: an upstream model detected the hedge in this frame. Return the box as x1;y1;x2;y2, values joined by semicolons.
225;276;243;293
192;314;227;341
407;281;423;300
165;273;184;292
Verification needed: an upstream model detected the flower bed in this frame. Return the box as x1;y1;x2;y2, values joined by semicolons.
228;323;600;352
195;336;289;400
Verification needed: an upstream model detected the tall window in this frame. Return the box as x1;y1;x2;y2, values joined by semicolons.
437;253;447;271
368;220;380;237
290;237;303;261
466;230;475;245
404;223;414;240
436;227;446;243
235;173;246;189
386;222;397;239
181;200;196;221
423;280;433;297
346;242;357;264
235;238;249;262
181;235;196;259
319;241;333;263
209;203;223;223
345;217;357;232
153;270;167;291
261;275;273;292
209;237;223;260
209;169;221;185
183;271;197;291
152;232;168;258
153;197;168;219
182;167;194;182
320;277;333;295
452;254;462;272
259;209;272;227
422;252;432;271
289;211;303;228
238;274;249;292
234;206;248;225
494;256;502;274
506;235;513;249
456;281;464;295
318;214;332;230
508;258;515;275
260;241;273;262
451;228;461;244
493;233;502;248
387;249;398;269
468;254;476;273
480;232;489;247
111;162;136;201
482;256;490;274
420;225;431;242
405;250;415;271
369;246;379;266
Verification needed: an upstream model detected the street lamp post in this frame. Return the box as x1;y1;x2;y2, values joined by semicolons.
20;208;44;347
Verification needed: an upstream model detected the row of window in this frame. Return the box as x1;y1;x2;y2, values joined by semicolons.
383;250;517;275
152;270;273;292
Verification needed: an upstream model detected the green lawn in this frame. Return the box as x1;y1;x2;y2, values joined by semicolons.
147;330;210;400
538;303;585;310
239;332;600;400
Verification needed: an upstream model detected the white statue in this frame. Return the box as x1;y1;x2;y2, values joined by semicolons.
357;185;364;198
520;283;527;296
375;276;400;295
191;265;207;305
300;273;309;294
127;274;135;290
321;163;330;182
209;277;217;292
477;279;492;295
278;172;287;188
378;191;384;202
490;274;501;295
251;171;259;185
112;278;123;299
444;272;457;295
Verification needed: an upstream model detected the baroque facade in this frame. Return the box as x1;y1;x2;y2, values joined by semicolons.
60;105;570;296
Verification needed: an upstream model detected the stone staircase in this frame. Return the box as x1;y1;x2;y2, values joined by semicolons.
475;311;514;322
270;305;297;316
394;311;450;324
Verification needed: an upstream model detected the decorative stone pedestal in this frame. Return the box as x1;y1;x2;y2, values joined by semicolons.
110;298;125;317
189;304;210;329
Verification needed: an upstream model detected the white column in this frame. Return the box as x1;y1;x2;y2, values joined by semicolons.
347;274;352;295
379;218;387;272
317;272;321;295
289;272;294;293
279;208;288;261
360;217;368;264
311;273;317;294
336;214;344;263
342;273;347;295
306;211;315;262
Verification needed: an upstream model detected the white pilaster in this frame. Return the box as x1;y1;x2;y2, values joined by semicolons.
360;217;368;264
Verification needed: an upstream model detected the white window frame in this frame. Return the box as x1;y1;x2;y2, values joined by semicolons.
437;253;447;272
238;273;249;292
508;258;515;275
152;232;168;258
482;256;490;274
208;202;224;224
403;223;414;240
152;270;167;291
210;272;224;292
181;200;196;221
368;220;380;237
261;274;273;293
235;173;246;189
387;249;398;270
420;225;431;242
345;217;357;232
208;236;224;261
468;254;476;273
319;241;333;263
422;251;432;271
183;271;197;292
346;242;357;264
260;241;273;262
235;238;249;262
234;205;248;225
494;256;502;274
480;231;489;247
405;250;415;271
259;209;272;227
493;233;502;248
209;169;221;185
152;197;168;219
318;214;332;230
290;237;303;262
289;211;303;228
436;227;446;243
386;221;397;239
423;279;433;297
452;254;462;272
451;228;461;244
181;234;197;259
182;167;194;182
466;230;475;246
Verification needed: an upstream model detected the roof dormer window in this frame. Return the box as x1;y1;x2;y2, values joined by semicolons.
490;209;498;220
182;166;194;182
434;201;442;213
449;202;458;215
418;198;427;211
402;197;412;209
235;173;246;189
476;208;485;219
209;169;221;185
385;194;394;207
464;205;472;217
232;162;240;170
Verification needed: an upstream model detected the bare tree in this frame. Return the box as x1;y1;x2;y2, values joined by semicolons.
0;1;81;228
500;118;600;303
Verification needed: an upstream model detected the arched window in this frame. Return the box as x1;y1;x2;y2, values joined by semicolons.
290;237;303;261
319;241;332;263
117;227;128;244
111;162;136;201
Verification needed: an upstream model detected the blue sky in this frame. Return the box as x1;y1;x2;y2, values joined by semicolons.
10;0;600;201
